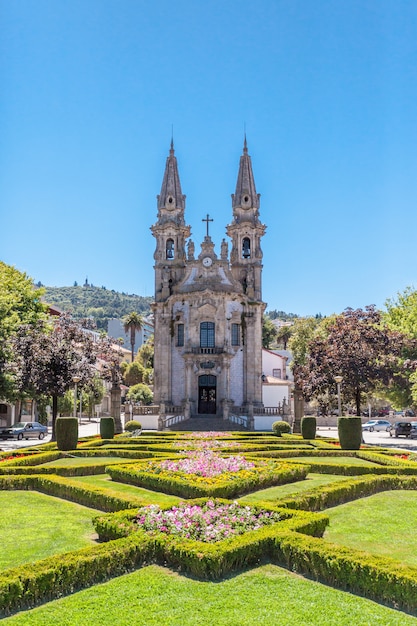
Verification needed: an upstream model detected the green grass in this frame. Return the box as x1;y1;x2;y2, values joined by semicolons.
73;473;181;505
324;490;417;567
0;492;98;570
285;456;378;466
40;456;134;467
239;472;351;503
2;564;415;626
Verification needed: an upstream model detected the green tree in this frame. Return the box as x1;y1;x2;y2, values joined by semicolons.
384;287;417;408
0;262;47;399
124;361;145;386
136;336;154;369
276;325;293;349
126;383;153;405
123;312;144;361
262;315;277;349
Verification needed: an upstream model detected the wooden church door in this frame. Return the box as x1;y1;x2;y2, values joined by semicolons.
198;375;217;414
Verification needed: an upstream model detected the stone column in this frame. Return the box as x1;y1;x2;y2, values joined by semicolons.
293;386;304;434
110;384;123;434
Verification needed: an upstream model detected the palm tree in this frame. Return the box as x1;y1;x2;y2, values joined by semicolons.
123;312;144;361
277;325;293;350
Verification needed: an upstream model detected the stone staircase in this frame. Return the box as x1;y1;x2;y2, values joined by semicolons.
165;415;249;432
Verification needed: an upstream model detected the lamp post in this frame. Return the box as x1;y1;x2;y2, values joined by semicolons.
335;376;343;418
73;376;81;419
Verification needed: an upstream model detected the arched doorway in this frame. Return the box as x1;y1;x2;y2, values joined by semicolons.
198;375;217;414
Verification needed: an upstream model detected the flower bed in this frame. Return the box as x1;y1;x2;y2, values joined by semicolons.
159;451;253;477
172;440;239;450
107;457;309;499
134;500;281;542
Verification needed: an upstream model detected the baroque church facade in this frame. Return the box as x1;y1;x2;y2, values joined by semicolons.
151;139;266;421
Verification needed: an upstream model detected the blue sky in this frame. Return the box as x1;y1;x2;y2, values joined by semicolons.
1;0;417;316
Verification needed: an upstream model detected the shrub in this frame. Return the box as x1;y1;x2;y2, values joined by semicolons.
301;416;316;440
56;417;78;451
272;421;291;437
100;417;115;440
338;416;362;450
124;420;142;432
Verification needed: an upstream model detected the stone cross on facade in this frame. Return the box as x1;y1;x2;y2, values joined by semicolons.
202;214;213;237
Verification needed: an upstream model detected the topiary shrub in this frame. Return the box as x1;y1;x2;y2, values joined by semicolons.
272;420;291;437
301;416;317;440
100;417;115;439
56;417;78;451
124;420;142;433
338;416;362;450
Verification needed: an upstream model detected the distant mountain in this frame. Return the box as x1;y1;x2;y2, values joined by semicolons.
41;285;154;330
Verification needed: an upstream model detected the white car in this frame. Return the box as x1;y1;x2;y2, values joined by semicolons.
362;419;391;432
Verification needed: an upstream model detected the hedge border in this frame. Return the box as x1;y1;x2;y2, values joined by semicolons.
106;460;309;499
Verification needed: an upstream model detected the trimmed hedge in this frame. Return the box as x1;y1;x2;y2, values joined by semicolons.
0;533;154;617
100;417;115;440
0;474;172;512
272;531;417;614
268;474;417;511
56;417;78;451
338;416;362;450
301;416;316;440
106;460;309;499
124;420;142;432
272;421;292;436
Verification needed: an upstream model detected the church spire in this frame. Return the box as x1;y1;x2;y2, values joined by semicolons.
157;140;186;211
232;137;260;210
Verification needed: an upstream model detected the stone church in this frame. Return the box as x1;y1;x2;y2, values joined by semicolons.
151;139;266;423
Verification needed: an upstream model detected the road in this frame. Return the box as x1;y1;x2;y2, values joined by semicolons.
2;421;417;453
317;426;417;452
0;419;102;453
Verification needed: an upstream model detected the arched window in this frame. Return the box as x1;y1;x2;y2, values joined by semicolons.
200;322;215;348
242;237;251;259
166;239;174;260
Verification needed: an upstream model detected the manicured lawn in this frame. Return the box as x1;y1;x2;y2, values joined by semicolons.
286;456;377;466
239;472;351;503
74;474;180;505
40;456;135;467
3;564;415;626
324;490;417;567
0;492;98;570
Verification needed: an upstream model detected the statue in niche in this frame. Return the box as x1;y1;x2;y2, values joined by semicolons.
187;239;195;260
221;238;228;260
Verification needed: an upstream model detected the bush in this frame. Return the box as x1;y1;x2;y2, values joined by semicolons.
301;416;316;440
124;420;142;432
338;416;362;450
56;417;78;451
272;421;291;437
100;417;115;439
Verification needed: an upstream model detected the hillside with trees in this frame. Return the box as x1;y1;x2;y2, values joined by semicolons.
40;284;153;330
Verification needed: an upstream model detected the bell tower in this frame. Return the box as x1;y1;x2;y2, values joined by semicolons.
227;137;265;301
151;141;190;302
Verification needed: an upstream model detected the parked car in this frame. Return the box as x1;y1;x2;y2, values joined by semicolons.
389;422;412;438
362;420;391;432
410;422;417;439
0;421;48;440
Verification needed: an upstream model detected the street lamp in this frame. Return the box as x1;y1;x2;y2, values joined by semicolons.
73;376;81;418
334;376;343;417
